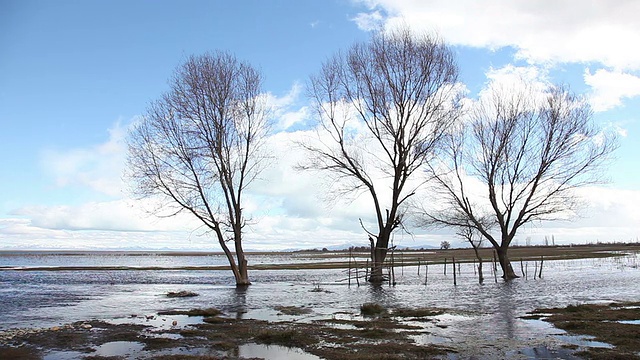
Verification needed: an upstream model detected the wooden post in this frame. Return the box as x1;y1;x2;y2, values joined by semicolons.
348;248;352;287
452;257;457;286
534;260;538;280
425;262;428;285
520;258;525;278
493;250;497;273
355;265;360;286
365;259;369;280
444;258;447;275
418;260;421;276
538;256;544;279
473;259;476;275
391;249;396;286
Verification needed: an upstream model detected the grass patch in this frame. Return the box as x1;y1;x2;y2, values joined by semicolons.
166;291;198;298
274;305;312;316
361;302;387;316
312;342;452;360
392;307;443;318
255;328;317;348
531;302;640;356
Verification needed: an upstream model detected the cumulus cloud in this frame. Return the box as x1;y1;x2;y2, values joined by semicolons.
265;82;311;131
354;0;640;70
584;69;640;112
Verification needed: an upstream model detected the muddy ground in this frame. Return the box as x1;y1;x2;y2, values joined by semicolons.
1;302;638;360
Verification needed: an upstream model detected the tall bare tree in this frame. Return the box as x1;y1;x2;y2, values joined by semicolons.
420;84;617;279
300;28;461;283
127;52;269;286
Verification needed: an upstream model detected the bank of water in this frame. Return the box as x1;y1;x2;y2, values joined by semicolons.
0;251;638;358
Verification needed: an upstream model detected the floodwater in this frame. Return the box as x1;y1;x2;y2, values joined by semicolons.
1;250;639;358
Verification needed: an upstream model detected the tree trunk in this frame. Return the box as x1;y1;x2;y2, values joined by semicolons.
369;243;388;284
234;236;251;286
217;229;251;286
235;257;251;286
496;247;519;280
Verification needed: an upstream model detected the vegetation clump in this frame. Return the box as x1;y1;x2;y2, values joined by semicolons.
166;291;198;298
392;307;444;318
255;327;316;348
360;302;387;316
275;305;312;316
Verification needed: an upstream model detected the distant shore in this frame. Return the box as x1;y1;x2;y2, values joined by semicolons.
2;243;638;272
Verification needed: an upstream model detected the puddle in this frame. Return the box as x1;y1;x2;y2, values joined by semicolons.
505;345;581;359
410;332;452;345
554;335;614;348
238;343;322;360
618;319;640;325
143;331;183;340
109;314;203;329
93;341;145;357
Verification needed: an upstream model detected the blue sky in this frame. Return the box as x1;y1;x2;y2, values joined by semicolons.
1;0;639;250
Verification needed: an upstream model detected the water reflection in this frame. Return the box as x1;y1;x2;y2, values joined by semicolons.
230;285;248;319
495;281;517;339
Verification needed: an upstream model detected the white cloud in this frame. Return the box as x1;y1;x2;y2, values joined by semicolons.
265;82;311;131
352;10;385;31
10;199;198;232
584;68;640;112
355;0;640;70
40;120;133;197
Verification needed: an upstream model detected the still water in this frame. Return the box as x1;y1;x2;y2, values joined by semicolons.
1;251;638;352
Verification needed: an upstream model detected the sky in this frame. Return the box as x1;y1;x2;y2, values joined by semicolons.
1;0;639;251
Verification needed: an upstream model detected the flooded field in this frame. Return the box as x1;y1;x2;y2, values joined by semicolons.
0;247;639;359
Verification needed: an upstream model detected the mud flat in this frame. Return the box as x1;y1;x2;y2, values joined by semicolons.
2;301;638;359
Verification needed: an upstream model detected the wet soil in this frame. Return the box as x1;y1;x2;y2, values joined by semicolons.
3;302;639;359
0;308;453;360
528;301;640;359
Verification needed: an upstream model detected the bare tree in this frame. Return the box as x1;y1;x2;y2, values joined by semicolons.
299;27;461;283
127;52;269;286
420;84;617;280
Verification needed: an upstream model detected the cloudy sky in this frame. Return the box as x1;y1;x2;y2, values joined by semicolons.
1;0;638;251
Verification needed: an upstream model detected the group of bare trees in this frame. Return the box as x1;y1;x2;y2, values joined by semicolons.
127;28;616;286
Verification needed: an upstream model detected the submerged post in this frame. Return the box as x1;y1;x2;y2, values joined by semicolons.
365;259;369;280
538;256;544;279
425;262;428;285
452;257;457;286
520;258;525;278
493;250;497;273
444;258;447;275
